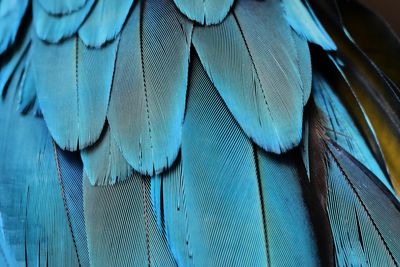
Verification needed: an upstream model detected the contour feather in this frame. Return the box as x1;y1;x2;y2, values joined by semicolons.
193;0;309;153
108;0;192;175
173;0;234;25
78;0;135;48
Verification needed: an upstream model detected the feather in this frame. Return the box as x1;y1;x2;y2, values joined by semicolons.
282;0;336;50
78;0;135;48
173;0;234;25
313;73;391;190
38;0;87;15
17;62;37;114
325;141;400;266
33;0;95;43
308;2;400;193
32;36;118;150
0;0;28;54
107;0;192;175
180;55;268;266
256;149;320;266
81;125;133;186
0;28;30;96
151;160;193;266
83;173;177;267
54;147;89;267
192;0;310;153
0;77;79;266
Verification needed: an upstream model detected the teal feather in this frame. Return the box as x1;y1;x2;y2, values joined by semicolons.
152;160;193;266
313;73;391;190
81;125;133;186
33;0;95;43
0;0;28;54
108;0;192;175
193;0;310;154
282;0;336;50
17;61;37;114
38;0;87;15
173;0;234;25
32;36;118;150
0;28;30;96
325;142;400;266
256;149;319;266
0;74;79;266
180;56;268;266
83;173;177;267
78;0;135;48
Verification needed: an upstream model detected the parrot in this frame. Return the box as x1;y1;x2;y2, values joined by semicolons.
0;0;399;266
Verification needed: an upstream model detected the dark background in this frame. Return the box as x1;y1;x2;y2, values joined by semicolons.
360;0;400;35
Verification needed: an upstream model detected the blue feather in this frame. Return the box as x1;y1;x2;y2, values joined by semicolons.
32;35;118;150
180;56;268;266
81;125;133;185
33;0;95;43
78;0;135;48
173;0;234;25
313;73;392;190
107;0;192;175
282;0;336;50
0;76;79;266
38;0;87;15
0;0;28;54
193;0;310;154
55;148;90;266
83;173;177;266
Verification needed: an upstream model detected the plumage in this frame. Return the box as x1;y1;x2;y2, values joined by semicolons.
78;0;135;48
0;75;79;266
173;0;234;25
1;0;400;266
107;0;192;175
193;0;310;154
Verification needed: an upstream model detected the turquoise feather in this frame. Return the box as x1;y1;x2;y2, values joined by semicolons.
38;0;87;15
180;56;268;266
83;173;177;267
325;142;400;266
282;0;336;50
32;36;118;150
78;0;135;48
108;0;192;175
313;73;391;190
0;0;28;54
33;0;95;42
193;0;310;154
81;125;133;186
173;0;234;25
0;73;79;266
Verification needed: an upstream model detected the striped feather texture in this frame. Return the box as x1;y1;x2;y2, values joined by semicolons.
78;0;135;48
32;35;118;150
107;0;192;175
83;173;176;267
193;0;310;154
81;125;133;186
173;0;234;25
